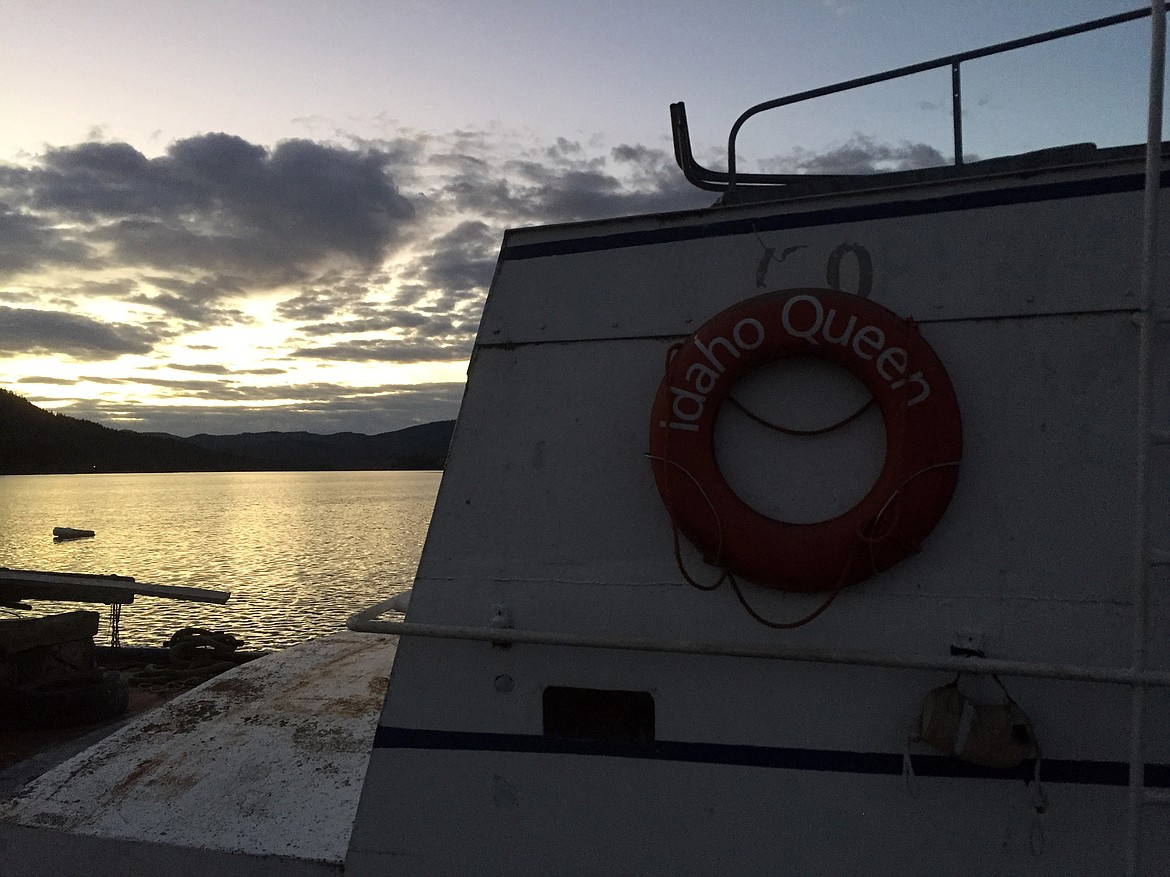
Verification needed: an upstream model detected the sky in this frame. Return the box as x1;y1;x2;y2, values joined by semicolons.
0;0;1164;436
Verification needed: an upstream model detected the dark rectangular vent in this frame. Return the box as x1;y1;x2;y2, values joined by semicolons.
542;686;655;743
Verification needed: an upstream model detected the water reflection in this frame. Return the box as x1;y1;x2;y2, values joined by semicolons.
0;471;440;650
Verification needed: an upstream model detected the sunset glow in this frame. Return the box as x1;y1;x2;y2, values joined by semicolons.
1;1;1162;434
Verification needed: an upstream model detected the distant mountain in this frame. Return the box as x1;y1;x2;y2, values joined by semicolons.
0;389;455;474
0;388;253;474
184;421;455;470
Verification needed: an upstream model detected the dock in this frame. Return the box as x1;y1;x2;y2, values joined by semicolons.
0;568;230;608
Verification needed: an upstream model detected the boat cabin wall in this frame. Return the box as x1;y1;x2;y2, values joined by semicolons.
404;159;1169;671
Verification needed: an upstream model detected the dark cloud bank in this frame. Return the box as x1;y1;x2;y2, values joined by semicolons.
2;136;414;279
1;128;945;432
0;305;156;358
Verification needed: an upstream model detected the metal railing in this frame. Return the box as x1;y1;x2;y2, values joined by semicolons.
348;610;1170;688
671;4;1170;193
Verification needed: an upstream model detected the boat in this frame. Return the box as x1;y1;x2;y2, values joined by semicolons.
50;528;94;540
2;6;1168;875
343;6;1170;875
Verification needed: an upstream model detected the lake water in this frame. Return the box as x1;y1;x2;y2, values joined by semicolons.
0;470;441;650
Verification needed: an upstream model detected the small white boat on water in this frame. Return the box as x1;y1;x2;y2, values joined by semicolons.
1;7;1168;876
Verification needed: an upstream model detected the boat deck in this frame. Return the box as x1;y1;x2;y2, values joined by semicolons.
0;631;396;876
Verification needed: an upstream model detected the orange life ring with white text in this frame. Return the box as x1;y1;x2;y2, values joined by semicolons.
649;288;961;592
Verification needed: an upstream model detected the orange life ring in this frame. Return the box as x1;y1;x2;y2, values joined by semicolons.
649;288;962;592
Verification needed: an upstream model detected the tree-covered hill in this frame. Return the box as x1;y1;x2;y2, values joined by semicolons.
0;389;454;474
0;388;258;474
183;421;455;470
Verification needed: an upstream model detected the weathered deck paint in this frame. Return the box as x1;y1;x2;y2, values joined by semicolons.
0;631;395;875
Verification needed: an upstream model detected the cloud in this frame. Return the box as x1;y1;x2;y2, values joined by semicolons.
130;274;251;325
48;382;466;435
15;375;77;385
820;0;867;16
0;202;94;276
422;134;710;227
268;219;497;367
410;220;498;294
169;363;234;375
275;270;387;322
276;222;496;365
291;337;471;363
0;306;157;359
166;364;287;376
759;134;949;175
2;135;416;285
298;308;456;337
0;289;41;304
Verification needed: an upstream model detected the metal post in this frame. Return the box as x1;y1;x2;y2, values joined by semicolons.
1126;3;1165;875
952;62;964;167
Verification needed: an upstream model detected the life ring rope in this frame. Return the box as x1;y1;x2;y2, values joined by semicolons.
649;446;859;629
649;445;848;627
866;460;963;538
673;329;884;439
645;451;726;591
650;450;960;630
727;394;877;437
726;545;856;629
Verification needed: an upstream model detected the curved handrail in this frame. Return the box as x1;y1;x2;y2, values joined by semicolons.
670;102;871;191
672;4;1168;193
